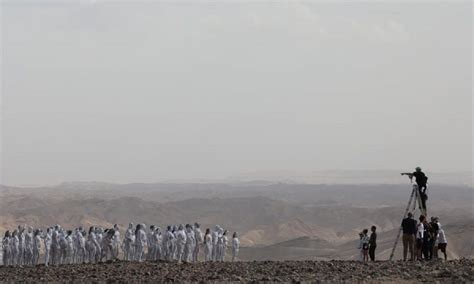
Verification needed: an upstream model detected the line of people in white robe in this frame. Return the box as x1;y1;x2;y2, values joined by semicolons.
122;223;240;263
1;224;122;266
1;223;240;266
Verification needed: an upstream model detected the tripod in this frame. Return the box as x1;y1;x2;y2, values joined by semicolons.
389;184;427;261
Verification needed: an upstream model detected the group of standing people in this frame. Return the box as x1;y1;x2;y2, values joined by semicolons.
122;223;240;263
357;213;448;263
400;167;447;261
1;223;240;267
357;226;377;263
401;213;447;261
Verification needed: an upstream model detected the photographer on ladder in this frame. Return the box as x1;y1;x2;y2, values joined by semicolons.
401;167;428;211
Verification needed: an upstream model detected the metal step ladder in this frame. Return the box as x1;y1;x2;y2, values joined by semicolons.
389;184;427;261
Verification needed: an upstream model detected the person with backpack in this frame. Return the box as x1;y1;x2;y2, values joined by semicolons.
401;167;428;210
422;219;432;260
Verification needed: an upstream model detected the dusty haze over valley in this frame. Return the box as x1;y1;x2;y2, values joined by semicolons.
1;1;472;187
1;0;472;273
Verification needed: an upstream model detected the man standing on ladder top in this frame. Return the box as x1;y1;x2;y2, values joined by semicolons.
401;167;428;210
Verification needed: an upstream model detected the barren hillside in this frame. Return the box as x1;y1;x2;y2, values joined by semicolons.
1;182;472;260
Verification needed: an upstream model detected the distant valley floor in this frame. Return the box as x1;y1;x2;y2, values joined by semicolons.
1;259;472;282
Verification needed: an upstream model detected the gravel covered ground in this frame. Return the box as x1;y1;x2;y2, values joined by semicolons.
0;259;472;283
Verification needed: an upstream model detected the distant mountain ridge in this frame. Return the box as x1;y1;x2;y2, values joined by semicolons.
2;169;472;188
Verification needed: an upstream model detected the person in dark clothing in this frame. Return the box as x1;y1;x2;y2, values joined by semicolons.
368;226;377;261
429;217;439;260
401;212;417;261
401;167;428;210
422;220;431;260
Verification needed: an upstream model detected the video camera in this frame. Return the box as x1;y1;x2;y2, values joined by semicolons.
400;173;414;182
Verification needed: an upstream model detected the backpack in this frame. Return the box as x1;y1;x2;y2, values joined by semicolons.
423;223;431;241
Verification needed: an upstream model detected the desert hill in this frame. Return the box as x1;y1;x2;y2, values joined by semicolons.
1;182;472;260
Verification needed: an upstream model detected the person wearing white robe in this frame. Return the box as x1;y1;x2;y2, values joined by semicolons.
175;225;187;262
212;226;220;261
112;224;121;260
219;230;228;262
59;230;68;265
193;223;203;263
204;228;213;262
135;224;147;262
183;224;195;263
147;225;156;261
17;226;25;266
86;227;99;264
75;229;86;264
43;228;52;266
2;231;12;266
32;229;42;266
170;226;177;261
11;230;19;266
51;226;61;266
154;227;162;261
66;230;75;264
216;229;224;262
232;232;240;262
161;226;170;261
123;223;135;261
24;227;34;266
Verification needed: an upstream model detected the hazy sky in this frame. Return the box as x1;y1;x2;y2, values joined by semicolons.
1;1;472;186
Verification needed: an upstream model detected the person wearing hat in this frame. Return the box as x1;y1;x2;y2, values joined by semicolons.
401;212;417;261
401;167;429;210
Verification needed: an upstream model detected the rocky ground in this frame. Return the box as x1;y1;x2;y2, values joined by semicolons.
0;259;472;283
